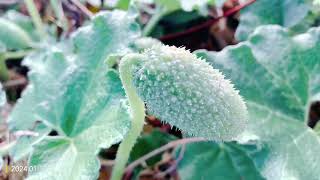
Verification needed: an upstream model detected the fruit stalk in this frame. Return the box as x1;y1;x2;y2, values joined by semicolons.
111;54;146;180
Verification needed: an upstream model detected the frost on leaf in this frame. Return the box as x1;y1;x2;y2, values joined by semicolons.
8;10;140;180
136;0;214;15
196;25;320;180
129;45;248;141
236;0;312;41
176;142;266;180
0;17;32;50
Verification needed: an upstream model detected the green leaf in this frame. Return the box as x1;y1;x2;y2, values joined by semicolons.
9;124;50;161
0;17;33;50
137;0;213;15
199;25;320;123
236;0;312;41
128;129;177;178
28;99;130;179
178;0;214;14
8;10;141;179
3;10;39;41
130;129;177;165
176;142;266;180
195;25;320;179
246;103;320;179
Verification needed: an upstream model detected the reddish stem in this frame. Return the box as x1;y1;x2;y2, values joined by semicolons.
159;0;256;41
123;137;207;180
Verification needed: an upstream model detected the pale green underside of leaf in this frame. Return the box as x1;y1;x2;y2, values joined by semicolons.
176;0;214;14
3;10;40;42
8;10;141;179
191;25;320;179
0;10;41;53
0;17;32;50
27;102;129;180
236;0;312;41
137;0;214;15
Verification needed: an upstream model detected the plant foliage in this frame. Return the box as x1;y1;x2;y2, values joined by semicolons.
194;25;320;179
236;0;314;41
8;10;140;179
2;0;320;180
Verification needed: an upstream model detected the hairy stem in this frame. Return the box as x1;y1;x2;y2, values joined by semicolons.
24;0;46;39
111;54;146;180
143;7;165;36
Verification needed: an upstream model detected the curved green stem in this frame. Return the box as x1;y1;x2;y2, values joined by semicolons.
143;7;166;36
111;54;146;180
24;0;46;39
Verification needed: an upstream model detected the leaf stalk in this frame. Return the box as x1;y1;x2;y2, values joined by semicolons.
24;0;47;39
142;7;166;36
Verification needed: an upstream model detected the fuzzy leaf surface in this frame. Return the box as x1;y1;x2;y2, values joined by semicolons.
236;0;312;41
176;142;266;180
192;25;320;179
8;10;140;179
0;17;32;50
137;0;214;15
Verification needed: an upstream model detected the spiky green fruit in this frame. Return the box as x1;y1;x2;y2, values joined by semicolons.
128;45;248;141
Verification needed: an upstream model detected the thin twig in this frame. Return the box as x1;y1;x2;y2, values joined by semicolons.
124;137;208;179
14;130;39;138
70;0;94;18
3;78;28;89
154;144;186;178
159;0;256;41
